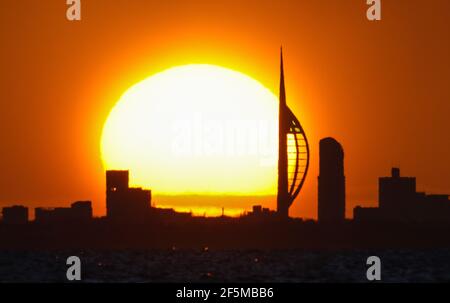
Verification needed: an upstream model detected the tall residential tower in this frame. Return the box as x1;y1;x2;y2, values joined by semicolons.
318;137;346;223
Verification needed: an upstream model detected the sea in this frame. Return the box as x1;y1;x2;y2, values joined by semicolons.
0;249;449;283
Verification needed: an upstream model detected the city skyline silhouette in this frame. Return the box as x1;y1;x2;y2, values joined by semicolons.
1;50;449;249
1;1;450;220
0;49;449;223
2;52;447;225
1;1;450;287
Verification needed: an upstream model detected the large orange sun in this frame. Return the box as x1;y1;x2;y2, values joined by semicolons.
101;64;278;203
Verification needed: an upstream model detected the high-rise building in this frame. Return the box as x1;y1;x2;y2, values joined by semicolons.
318;137;346;223
276;50;310;218
106;170;151;222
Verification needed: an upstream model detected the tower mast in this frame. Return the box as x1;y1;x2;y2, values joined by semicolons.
277;48;289;217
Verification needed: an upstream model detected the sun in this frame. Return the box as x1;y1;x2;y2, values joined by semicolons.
101;64;278;200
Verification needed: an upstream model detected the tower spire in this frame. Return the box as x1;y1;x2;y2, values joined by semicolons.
277;47;289;217
279;47;286;106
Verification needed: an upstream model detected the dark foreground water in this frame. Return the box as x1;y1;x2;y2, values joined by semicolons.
1;249;449;282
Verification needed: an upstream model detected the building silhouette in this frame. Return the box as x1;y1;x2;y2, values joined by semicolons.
318;137;345;223
71;201;93;220
106;170;151;222
251;205;276;217
2;205;28;225
354;168;450;222
277;50;310;218
379;167;416;212
35;201;92;224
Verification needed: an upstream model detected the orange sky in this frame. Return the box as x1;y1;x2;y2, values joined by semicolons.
1;0;449;219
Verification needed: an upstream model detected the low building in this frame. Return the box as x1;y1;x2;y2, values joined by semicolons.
354;168;450;223
353;206;382;223
2;205;28;224
244;205;277;221
35;201;92;224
